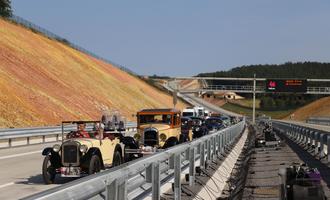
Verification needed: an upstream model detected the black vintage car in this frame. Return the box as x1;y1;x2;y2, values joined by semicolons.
205;117;225;131
190;117;209;138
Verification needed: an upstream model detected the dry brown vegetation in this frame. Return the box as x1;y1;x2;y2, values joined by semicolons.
0;19;186;127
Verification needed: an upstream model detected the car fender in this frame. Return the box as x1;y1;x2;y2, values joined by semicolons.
121;136;139;149
85;147;104;168
163;137;178;148
42;147;54;156
114;144;122;158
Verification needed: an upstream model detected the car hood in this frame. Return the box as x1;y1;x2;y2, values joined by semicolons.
65;138;96;148
139;124;171;132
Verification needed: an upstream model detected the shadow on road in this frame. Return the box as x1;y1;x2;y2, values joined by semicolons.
16;174;79;185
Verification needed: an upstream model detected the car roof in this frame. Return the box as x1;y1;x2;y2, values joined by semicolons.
138;108;180;114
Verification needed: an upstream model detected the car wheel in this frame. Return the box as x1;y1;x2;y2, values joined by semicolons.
89;155;101;175
112;151;122;167
42;155;56;184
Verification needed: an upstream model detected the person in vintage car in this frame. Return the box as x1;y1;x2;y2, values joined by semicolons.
41;120;139;184
133;108;190;151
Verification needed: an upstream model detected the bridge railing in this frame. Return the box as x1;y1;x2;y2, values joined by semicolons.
272;121;330;163
306;117;330;126
0;122;137;149
24;120;245;200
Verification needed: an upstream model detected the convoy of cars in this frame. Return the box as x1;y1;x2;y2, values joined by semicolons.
41;106;236;184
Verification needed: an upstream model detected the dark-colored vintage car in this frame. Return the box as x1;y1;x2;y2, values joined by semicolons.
205;117;225;131
190;117;209;139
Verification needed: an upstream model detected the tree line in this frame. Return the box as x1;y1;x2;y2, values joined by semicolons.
197;62;329;110
0;0;12;18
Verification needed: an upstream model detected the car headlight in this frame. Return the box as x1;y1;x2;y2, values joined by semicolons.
79;145;88;153
159;133;167;142
195;127;200;131
52;144;61;152
134;133;141;141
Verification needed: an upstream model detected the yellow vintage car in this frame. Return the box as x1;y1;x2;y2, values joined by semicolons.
134;108;190;149
41;121;139;184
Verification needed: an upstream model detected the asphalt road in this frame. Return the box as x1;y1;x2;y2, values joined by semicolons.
0;142;67;200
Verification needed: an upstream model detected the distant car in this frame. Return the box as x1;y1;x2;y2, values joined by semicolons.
41;121;139;184
205;117;225;131
220;116;231;127
190;117;209;138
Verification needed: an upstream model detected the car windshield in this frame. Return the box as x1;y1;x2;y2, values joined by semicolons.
206;119;222;124
139;114;172;125
183;112;194;117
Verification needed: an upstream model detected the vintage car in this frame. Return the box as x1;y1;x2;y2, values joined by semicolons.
205;117;225;131
41;120;139;184
190;117;209;138
134;108;188;150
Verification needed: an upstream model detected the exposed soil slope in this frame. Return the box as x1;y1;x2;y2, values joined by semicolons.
0;19;186;127
284;96;330;121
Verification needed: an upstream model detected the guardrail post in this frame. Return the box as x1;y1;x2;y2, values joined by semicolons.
146;162;160;200
320;133;325;158
174;154;181;200
189;147;195;186
217;135;221;155
314;132;320;155
169;154;175;169
327;135;330;163
307;130;313;145
118;179;127;200
212;136;216;160
200;142;205;169
106;179;118;200
207;139;211;163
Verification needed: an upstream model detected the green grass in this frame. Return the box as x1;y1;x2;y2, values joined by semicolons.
222;102;294;119
231;99;261;109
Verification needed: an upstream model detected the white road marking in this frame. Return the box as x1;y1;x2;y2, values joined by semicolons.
0;150;41;160
0;182;15;189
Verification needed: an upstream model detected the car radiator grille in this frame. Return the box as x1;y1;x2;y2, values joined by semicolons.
62;144;78;164
144;131;158;147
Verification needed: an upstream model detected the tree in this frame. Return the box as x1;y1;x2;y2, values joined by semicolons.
0;0;12;18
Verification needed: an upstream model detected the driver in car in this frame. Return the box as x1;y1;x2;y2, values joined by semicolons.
76;122;90;138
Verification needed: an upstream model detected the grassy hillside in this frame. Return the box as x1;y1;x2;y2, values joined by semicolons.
222;102;294;119
284;96;330;121
0;18;187;128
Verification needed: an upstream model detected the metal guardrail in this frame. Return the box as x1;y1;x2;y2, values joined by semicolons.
307;117;330;126
24;120;245;200
0;122;137;148
272;121;330;163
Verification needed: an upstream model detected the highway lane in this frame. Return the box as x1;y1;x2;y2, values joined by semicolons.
0;142;68;200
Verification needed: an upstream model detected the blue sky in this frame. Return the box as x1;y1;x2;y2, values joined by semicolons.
11;1;330;76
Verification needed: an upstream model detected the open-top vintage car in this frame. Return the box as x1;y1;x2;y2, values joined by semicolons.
133;108;190;151
42;120;139;184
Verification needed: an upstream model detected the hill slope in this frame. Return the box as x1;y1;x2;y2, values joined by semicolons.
284;97;330;121
0;19;186;128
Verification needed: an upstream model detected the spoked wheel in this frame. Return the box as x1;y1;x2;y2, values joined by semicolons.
112;151;122;167
89;155;101;175
42;155;56;184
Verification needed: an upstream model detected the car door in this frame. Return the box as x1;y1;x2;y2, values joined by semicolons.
99;138;118;165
